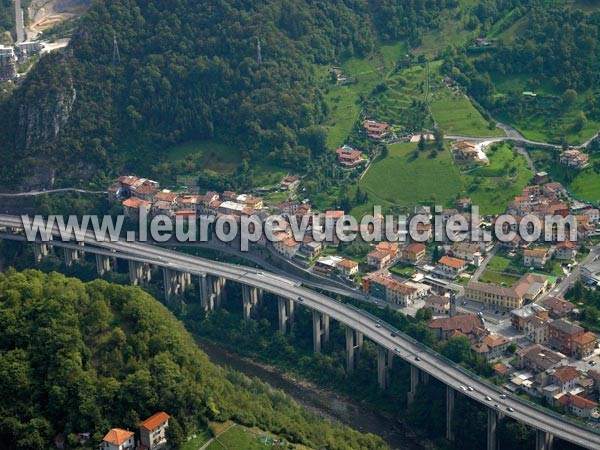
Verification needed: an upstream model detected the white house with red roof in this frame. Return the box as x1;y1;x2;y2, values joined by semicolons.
100;429;135;450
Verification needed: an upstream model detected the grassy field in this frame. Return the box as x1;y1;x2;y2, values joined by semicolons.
413;0;477;57
490;74;600;145
180;431;211;450
479;253;524;286
529;148;600;202
429;66;503;137
205;423;310;450
166;140;243;172
463;143;534;214
355;142;464;215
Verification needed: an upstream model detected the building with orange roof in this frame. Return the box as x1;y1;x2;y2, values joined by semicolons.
367;249;391;270
549;366;581;392
336;145;365;168
376;241;399;259
123;197;151;221
100;429;135;450
427;314;488;342
435;256;468;279
337;259;359;276
557;393;599;418
363;120;390;140
400;243;426;264
139;412;170;450
554;241;578;260
572;332;597;359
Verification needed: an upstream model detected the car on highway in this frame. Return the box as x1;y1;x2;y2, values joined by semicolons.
467;386;474;392
415;356;421;361
297;296;303;302
485;396;492;401
507;407;515;412
391;332;397;337
499;394;507;399
494;404;500;409
460;385;467;391
375;324;381;328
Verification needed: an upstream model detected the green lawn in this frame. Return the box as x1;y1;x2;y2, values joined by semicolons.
479;253;524;287
355;142;464;215
180;431;211;450
490;74;600;145
463;143;534;214
206;425;299;450
166;140;243;173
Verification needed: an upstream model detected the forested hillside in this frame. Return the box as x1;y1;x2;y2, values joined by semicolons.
0;269;386;450
0;0;455;189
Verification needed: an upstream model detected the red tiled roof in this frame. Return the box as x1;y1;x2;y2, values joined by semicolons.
439;256;468;269
103;429;134;445
140;412;170;431
552;366;580;383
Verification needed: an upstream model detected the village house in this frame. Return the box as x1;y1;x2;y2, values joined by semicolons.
363;120;390;140
435;256;468;279
274;237;301;258
584;208;600;224
452;141;479;161
533;172;549;184
400;243;426;264
559;149;589;168
554;241;578;260
300;237;322;259
557;393;599;418
471;334;510;360
524;315;549;344
517;344;568;373
314;255;344;273
336;145;365;168
123;197;151;221
367;249;391;270
510;304;549;331
523;248;551;268
280;175;300;191
100;429;135;450
540;296;575;319
450;242;482;265
572;332;597;359
424;294;451;315
548;366;581;393
427;314;488;342
376;241;399;260
548;319;585;356
337;259;359;277
139;412;170;450
466;273;549;310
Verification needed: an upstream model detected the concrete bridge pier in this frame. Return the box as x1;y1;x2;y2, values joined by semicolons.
345;327;363;372
407;364;420;405
535;430;554;450
487;408;503;450
446;386;456;441
96;254;111;275
312;310;330;353
277;296;294;334
163;269;191;300
377;346;392;389
211;275;226;308
242;285;259;321
64;248;79;267
33;242;51;262
199;273;213;311
128;261;151;286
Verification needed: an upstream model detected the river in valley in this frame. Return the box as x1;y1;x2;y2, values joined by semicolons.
198;339;432;450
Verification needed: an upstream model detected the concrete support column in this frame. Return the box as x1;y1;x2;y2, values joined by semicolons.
277;296;294;334
128;261;151;286
407;364;420;405
377;346;392;389
163;268;173;301
446;386;456;441
33;242;51;262
345;327;363;372
242;285;259;321
199;273;213;311
535;430;554;450
487;408;499;450
211;276;226;307
96;254;111;275
64;248;79;267
312;310;330;353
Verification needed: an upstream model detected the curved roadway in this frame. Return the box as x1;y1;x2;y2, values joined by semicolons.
0;215;597;449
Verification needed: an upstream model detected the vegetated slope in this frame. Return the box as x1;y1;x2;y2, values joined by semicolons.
0;0;455;190
0;269;387;450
